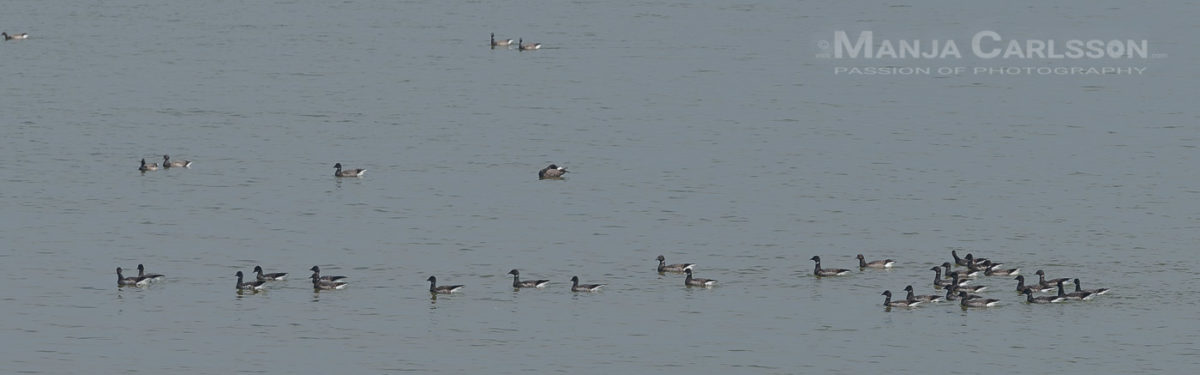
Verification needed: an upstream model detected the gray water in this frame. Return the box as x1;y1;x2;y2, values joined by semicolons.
2;0;1198;373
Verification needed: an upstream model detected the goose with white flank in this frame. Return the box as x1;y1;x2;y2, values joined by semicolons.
1056;280;1094;300
235;271;266;292
903;285;944;303
656;255;694;273
882;290;921;308
857;254;894;269
427;276;464;294
1023;289;1065;304
1035;270;1071;289
570;276;604;292
959;291;1000;307
333;163;366;177
810;256;851;277
507;269;550;288
254;265;287;281
116;267;151;287
1073;278;1110;295
683;268;716;287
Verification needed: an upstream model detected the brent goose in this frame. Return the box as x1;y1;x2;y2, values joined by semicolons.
951;250;971;267
948;272;987;293
1014;275;1054;294
253;265;287;281
881;290;921;308
903;285;944;303
1035;270;1071;289
3;32;29;40
333;163;366;177
943;262;980;279
427;276;464;294
162;155;191;168
857;254;895;269
139;158;159;172
136;264;164;282
235;271;267;291
984;263;1020;276
116;267;151;287
538;164;567;179
507;269;550;288
810;256;851;277
683;268;716;287
959;291;1000;307
931;266;970;288
311;273;348;290
569;276;604;292
518;38;541;51
944;286;983;301
1023;289;1064;304
309;266;347;282
1073;278;1110;295
965;253;995;267
491;33;513;48
1056;280;1094;300
656;255;694;273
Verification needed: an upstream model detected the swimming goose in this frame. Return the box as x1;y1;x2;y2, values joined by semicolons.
948;273;987;293
136;264;165;282
333;162;366;177
518;38;541;51
903;285;944;303
857;254;894;269
656;255;694;273
1035;270;1071;289
959;291;1000;307
311;273;348;290
427;276;464;294
253;265;287;281
1024;289;1064;304
944;286;983;301
1014;275;1054;294
1073;278;1110;295
951;250;971;267
116;267;151;287
942;262;980;279
309;266;347;282
930;266;970;288
538;164;567;179
569;276;604;292
491;33;513;48
507;269;549;288
881;290;921;308
1056;280;1094;300
984;263;1020;276
965;253;995;268
162;155;191;168
235;271;267;291
810;256;851;277
3;32;29;40
139;158;159;172
683;268;716;287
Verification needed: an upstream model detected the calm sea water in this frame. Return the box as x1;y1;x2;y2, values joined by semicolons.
2;0;1197;374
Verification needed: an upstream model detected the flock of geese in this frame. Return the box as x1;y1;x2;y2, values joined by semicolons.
831;250;1112;309
115;254;715;294
132;157;1110;306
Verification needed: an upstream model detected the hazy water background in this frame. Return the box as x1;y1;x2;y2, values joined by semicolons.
2;0;1198;373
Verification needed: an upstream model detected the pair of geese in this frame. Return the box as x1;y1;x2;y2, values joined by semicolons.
333;163;564;179
233;266;351;291
116;264;165;287
490;33;541;50
808;254;896;277
138;155;192;171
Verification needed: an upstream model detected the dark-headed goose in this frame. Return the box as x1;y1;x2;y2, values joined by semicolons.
235;271;266;292
857;254;894;269
116;267;151;287
427;276;463;294
136;264;164;282
507;269;549;288
1035;270;1071;289
683;268;716;287
333;163;366;177
570;276;604;292
1014;275;1054;294
538;164;567;179
904;285;944;303
959;292;1000;307
810;256;851;277
882;290;921;308
162;155;191;168
1024;289;1064;304
254;265;287;281
1056;280;1094;300
656;255;694;273
1073;278;1110;295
